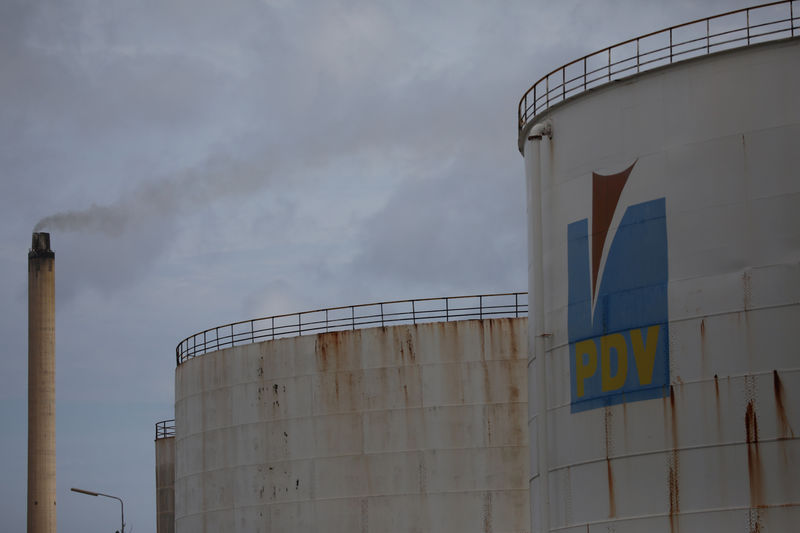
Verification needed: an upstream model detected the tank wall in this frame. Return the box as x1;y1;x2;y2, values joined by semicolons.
156;437;176;533
524;39;800;532
174;318;529;532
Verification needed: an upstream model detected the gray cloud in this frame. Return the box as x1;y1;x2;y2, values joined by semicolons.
0;1;759;531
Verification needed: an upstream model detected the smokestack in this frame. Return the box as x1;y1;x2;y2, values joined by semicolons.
28;232;56;533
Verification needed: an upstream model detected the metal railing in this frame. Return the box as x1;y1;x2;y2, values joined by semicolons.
518;0;799;134
176;292;528;365
155;419;175;440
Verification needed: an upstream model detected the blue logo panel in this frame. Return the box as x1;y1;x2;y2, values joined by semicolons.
568;198;669;412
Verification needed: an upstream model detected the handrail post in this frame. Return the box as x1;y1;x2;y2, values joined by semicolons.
747;8;750;45
272;317;275;340
480;295;483;320
583;57;587;90
636;38;640;73
562;68;566;101
792;1;795;38
446;298;449;321
533;85;537;117
351;306;355;330
706;19;710;52
298;313;302;335
515;293;519;318
607;48;611;80
326;309;329;333
250;320;254;343
381;303;385;328
669;28;673;63
545;77;550;108
412;300;416;324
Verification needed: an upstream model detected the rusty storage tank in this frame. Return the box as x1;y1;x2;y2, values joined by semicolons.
520;3;800;532
155;420;176;533
172;294;529;532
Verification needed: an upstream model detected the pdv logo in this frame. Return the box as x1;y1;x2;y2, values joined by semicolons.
568;161;669;412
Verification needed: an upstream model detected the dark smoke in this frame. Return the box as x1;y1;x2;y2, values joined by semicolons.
33;204;128;235
29;149;284;299
32;148;279;236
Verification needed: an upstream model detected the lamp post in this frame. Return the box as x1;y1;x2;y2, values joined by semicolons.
71;487;125;533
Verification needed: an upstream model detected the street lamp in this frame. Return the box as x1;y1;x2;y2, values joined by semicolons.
71;487;125;533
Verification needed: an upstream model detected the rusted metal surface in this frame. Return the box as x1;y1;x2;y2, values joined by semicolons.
517;0;800;149
523;34;800;533
155;434;176;533
174;318;529;532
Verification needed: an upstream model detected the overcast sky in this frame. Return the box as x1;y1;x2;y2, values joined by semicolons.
0;0;756;530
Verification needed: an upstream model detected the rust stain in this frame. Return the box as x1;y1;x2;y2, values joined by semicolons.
669;385;678;449
748;509;762;533
398;330;416;364
482;491;493;533
604;407;616;518
743;270;752;311
508;319;519;357
479;321;487;361
714;374;722;437
482;360;492;404
621;401;630;450
745;400;763;508
700;319;708;377
668;457;680;533
773;370;794;439
668;384;679;533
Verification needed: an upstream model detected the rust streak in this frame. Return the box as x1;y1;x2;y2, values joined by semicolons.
482;491;493;533
668;384;679;533
773;370;794;439
604;407;616;518
668;458;679;533
714;374;722;438
745;401;763;508
700;319;708;377
748;509;762;533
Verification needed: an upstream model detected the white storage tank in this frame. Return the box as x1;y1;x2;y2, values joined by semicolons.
520;4;800;532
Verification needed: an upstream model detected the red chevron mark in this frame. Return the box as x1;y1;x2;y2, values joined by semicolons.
591;161;637;296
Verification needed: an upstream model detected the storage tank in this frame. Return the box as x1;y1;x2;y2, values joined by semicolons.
172;295;529;532
520;3;799;532
155;420;176;533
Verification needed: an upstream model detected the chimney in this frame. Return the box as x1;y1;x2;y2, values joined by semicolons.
28;232;56;533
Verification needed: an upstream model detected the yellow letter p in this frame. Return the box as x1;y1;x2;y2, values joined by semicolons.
575;340;598;398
